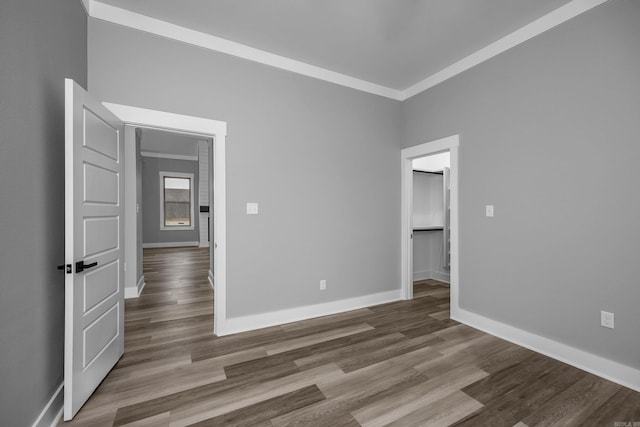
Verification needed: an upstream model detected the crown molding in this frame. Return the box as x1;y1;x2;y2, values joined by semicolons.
401;0;610;100
88;0;609;102
88;1;402;100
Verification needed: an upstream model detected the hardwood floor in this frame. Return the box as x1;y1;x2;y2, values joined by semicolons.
60;247;640;426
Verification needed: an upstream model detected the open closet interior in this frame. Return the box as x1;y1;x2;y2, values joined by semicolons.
412;152;451;283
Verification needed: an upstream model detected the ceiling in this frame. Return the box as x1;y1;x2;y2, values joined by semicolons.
139;128;203;158
93;0;589;97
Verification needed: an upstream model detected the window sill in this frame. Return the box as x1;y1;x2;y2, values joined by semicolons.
160;226;195;231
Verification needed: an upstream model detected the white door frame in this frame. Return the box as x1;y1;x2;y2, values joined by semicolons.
401;135;460;318
104;102;228;335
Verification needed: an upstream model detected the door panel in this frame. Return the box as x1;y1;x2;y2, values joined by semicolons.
83;304;119;368
84;163;119;203
83;108;120;160
83;261;119;313
64;79;125;420
84;217;119;256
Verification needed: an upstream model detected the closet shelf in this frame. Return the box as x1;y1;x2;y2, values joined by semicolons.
413;225;444;231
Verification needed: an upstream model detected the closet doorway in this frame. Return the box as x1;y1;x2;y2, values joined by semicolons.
401;135;460;319
412;152;451;280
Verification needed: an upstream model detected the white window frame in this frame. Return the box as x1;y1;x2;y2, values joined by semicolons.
159;171;195;231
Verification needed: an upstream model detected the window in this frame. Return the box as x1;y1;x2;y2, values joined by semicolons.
160;171;195;230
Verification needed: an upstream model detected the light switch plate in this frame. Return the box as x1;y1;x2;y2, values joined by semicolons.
600;310;614;329
486;205;494;217
246;203;259;215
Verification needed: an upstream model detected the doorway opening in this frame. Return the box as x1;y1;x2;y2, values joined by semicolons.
401;135;460;320
411;151;451;308
110;102;228;335
131;127;214;331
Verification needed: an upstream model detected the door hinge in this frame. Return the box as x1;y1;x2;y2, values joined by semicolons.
57;264;72;274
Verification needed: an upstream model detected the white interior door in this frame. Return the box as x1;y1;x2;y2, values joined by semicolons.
64;79;125;420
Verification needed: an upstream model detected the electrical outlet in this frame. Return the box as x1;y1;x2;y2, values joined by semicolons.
486;205;494;217
600;310;614;329
246;203;259;215
320;279;326;291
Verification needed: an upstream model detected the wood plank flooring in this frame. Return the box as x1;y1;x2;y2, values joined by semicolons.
60;247;640;426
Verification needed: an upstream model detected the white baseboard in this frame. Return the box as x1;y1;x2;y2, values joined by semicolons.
208;270;214;290
124;287;138;299
453;308;640;393
431;271;450;283
142;241;199;248
413;270;450;283
124;275;146;299
413;270;432;281
137;274;146;296
199;242;210;248
32;383;63;427
222;289;402;336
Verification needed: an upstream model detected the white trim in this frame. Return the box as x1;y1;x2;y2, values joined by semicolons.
80;0;91;15
31;383;63;427
124;287;137;299
213;134;227;335
141;151;198;162
159;171;196;231
401;0;610;99
401;135;459;318
89;0;608;101
63;80;75;420
103;103;227;136
123;126;139;302
124;275;146;299
431;271;450;284
221;290;402;336
413;270;450;283
142;241;200;248
208;270;214;290
89;1;402;100
454;308;640;393
137;275;146;296
107;101;227;338
413;271;432;282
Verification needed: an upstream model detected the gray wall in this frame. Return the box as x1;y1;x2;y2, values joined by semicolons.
401;0;640;369
0;1;87;425
413;231;448;280
88;18;401;318
142;157;200;245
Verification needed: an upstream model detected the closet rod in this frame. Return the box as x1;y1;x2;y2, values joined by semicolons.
413;170;444;175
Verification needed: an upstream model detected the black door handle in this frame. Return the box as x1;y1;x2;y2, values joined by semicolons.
57;264;72;274
76;261;98;273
